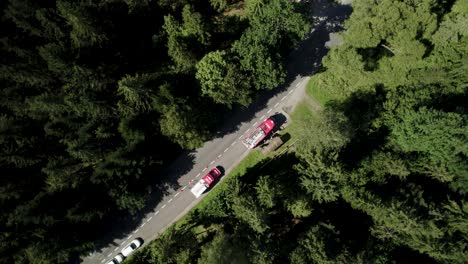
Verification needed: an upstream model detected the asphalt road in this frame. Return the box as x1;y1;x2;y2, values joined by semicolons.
83;1;352;263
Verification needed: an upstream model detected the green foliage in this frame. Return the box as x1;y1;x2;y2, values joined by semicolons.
123;0;151;12
209;0;230;12
345;0;438;49
159;103;209;149
244;0;266;16
197;232;248;264
285;196;313;218
3;0;41;36
289;225;349;264
162;4;212;73
389;107;467;187
56;0;107;48
149;226;198;264
255;175;278;208
293;108;349;203
317;0;463;98
231;192;269;234
232;0;309;90
163;14;198;73
303;1;468;262
181;5;210;45
296;158;343;204
196;50;227;92
196;50;252;107
117;74;158;113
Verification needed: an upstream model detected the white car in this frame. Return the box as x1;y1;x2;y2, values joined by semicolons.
121;238;143;257
107;253;124;264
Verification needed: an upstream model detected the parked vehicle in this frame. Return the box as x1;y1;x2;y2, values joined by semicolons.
190;168;222;198
242;118;275;149
121;238;143;257
107;253;124;264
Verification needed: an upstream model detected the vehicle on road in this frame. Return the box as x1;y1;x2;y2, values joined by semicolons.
121;238;143;257
242;118;275;149
107;253;124;264
190;167;222;198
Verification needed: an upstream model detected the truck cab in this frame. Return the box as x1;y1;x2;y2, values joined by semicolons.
190;168;221;198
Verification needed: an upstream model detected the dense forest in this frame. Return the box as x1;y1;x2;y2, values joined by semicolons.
0;0;310;263
127;0;468;263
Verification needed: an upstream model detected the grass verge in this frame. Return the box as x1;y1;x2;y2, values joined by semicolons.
306;76;333;106
287;103;318;136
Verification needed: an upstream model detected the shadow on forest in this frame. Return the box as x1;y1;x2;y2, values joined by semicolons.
83;1;353;261
324;88;389;169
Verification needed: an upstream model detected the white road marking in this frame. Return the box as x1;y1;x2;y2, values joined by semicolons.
210;160;215;165
245;128;251;134
121;241;126;246
154;210;159;215
101;259;105;263
253;121;258;126
231;142;236;146
217;154;222;158
296;82;300;88
127;235;132;240
203;167;208;171
274;103;279;107
238;135;243;139
168;198;173;203
281;96;287;101
133;228;139;233
114;247;119;252
224;148;229;153
267;109;272;113
140;223;145;228
196;173;200;177
107;253;112;257
161;204;166;209
288;90;294;94
260;115;265;120
181;186;186;191
147;216;153;222
174;192;180;197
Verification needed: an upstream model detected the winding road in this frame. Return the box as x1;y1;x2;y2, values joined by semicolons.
82;1;352;263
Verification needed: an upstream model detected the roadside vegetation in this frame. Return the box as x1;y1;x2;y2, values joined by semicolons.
0;0;310;262
126;0;468;263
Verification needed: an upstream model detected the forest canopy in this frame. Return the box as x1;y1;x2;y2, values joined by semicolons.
0;0;309;263
127;0;468;263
